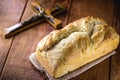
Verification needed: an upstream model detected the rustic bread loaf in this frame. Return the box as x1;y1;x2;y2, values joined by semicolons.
35;16;119;78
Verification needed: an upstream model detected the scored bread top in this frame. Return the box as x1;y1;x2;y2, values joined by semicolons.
36;16;119;78
37;17;107;51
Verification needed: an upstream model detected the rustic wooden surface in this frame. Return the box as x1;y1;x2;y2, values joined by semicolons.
0;0;120;80
110;0;120;80
0;0;28;77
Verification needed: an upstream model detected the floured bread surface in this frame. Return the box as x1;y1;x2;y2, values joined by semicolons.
35;16;119;78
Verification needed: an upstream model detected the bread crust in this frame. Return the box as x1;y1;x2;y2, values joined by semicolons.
35;16;119;78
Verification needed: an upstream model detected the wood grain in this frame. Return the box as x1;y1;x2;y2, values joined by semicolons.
0;0;27;75
68;0;114;80
0;0;119;80
110;0;120;80
0;0;71;80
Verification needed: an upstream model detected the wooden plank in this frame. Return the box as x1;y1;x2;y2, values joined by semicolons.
0;0;71;80
110;0;120;80
68;0;114;80
0;0;27;75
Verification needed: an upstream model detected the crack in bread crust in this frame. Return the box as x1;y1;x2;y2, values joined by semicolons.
37;17;107;51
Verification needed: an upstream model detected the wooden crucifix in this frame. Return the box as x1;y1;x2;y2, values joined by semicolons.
3;2;67;38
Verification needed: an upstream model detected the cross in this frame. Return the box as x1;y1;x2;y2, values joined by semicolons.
3;2;67;38
31;2;62;29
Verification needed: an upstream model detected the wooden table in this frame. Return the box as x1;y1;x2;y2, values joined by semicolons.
0;0;120;80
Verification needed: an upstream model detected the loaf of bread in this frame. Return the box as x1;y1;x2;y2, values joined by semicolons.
35;16;119;78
